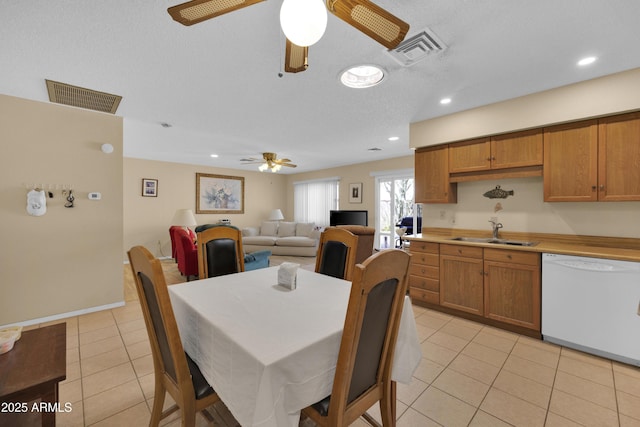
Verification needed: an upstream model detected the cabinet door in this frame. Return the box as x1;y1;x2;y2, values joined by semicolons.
448;138;491;173
490;129;543;169
415;146;457;203
543;119;598;202
598;112;640;201
484;260;541;330
440;255;484;315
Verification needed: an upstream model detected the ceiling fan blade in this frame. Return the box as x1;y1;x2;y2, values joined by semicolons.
326;0;409;49
281;163;297;168
168;0;265;26
275;158;292;163
284;39;308;73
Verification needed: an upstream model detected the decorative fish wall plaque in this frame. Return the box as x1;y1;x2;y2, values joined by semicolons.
483;185;514;199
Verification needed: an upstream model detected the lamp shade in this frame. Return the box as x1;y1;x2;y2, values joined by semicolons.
280;0;327;47
268;209;284;221
171;209;197;227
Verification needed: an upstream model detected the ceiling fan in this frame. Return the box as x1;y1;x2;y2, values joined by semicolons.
167;0;410;73
241;152;297;172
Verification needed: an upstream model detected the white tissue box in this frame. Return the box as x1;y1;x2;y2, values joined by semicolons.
278;262;300;290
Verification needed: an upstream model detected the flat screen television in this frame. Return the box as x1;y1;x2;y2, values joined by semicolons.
330;210;368;226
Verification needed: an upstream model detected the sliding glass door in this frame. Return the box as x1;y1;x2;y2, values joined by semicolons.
375;171;417;249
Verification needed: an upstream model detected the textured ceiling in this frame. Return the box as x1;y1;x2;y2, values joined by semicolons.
2;0;640;173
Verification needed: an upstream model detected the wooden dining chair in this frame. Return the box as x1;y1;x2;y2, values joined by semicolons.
197;225;245;279
315;227;359;281
127;246;220;427
302;249;411;427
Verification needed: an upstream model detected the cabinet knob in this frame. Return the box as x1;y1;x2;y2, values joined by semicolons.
507;255;512;259
592;185;597;191
600;185;605;191
486;157;491;161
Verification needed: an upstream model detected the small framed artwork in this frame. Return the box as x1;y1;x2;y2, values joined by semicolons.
349;182;363;203
196;173;245;214
142;178;158;197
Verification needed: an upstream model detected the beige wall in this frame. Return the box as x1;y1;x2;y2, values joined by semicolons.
423;178;640;238
410;67;640;147
123;158;287;260
0;95;123;326
284;156;415;228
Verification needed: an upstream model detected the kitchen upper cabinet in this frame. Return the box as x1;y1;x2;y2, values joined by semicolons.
483;248;541;331
597;112;640;201
449;130;543;173
543;119;599;202
544;114;640;202
415;145;457;204
440;244;484;316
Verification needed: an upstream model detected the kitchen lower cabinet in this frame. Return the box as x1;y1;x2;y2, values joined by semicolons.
408;242;439;304
483;248;541;331
439;244;484;316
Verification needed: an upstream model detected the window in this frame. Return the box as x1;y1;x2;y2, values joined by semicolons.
293;177;339;226
372;169;418;249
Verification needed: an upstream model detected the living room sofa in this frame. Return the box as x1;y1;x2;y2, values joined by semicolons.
242;221;320;257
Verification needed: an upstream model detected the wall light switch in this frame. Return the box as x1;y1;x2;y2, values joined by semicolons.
88;192;101;200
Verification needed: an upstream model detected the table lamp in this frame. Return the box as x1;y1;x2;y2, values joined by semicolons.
172;209;197;229
268;209;284;221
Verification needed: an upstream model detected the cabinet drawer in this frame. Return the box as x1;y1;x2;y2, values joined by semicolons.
440;244;483;259
484;248;540;266
410;252;439;266
410;287;439;305
409;264;439;280
409;275;439;292
410;241;439;253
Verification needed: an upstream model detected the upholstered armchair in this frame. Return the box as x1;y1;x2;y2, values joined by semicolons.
336;225;375;264
170;226;195;262
175;228;198;280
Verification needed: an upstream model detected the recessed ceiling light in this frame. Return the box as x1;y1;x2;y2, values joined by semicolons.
210;154;219;158
388;136;399;141
440;97;452;105
340;65;385;89
577;56;597;66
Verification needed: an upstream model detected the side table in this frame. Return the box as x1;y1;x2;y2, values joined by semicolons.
0;323;67;426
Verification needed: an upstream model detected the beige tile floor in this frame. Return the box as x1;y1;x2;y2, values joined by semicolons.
17;256;640;426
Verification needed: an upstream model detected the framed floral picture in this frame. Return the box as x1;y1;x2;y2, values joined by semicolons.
142;178;158;197
196;173;244;214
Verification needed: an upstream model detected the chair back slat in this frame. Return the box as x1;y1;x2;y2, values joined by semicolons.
205;238;239;277
318;240;349;279
347;277;398;403
138;271;178;382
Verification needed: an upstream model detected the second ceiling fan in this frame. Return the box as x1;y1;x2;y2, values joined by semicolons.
167;0;410;73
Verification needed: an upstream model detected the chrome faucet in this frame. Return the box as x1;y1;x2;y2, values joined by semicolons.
489;219;503;239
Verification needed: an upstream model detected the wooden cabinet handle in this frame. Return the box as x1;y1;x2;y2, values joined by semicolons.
507;255;512;259
592;185;597;191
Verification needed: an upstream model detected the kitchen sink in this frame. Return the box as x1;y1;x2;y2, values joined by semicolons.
450;237;538;247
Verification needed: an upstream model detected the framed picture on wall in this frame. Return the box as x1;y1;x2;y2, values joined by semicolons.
142;178;158;197
196;173;245;214
349;182;363;203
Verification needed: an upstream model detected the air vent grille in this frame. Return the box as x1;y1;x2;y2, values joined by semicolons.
386;28;446;67
46;80;122;114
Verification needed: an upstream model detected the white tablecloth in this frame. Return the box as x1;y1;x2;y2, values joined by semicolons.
169;266;421;427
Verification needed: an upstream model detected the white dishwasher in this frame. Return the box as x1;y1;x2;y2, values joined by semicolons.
542;253;640;366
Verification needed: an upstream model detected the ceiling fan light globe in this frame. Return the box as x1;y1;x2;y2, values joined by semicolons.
280;0;327;47
258;163;268;172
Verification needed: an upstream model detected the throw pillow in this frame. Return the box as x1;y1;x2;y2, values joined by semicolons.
260;221;279;236
277;222;296;237
296;222;315;237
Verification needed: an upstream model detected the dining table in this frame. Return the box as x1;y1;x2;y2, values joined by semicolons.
168;265;422;427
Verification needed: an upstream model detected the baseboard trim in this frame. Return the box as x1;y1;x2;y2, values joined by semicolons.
0;301;126;329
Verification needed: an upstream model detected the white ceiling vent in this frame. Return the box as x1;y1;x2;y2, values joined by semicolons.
386;28;446;67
